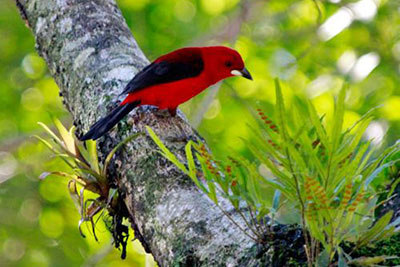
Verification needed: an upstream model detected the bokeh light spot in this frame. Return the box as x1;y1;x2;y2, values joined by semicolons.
20;198;42;223
234;38;250;60
292;0;319;24
224;121;249;152
21;87;44;111
337;50;357;74
349;0;378;21
202;114;225;134
0;119;18;139
318;7;353;41
3;238;26;261
39;208;65;238
311;93;334;118
174;0;196;22
382;96;400;121
28;249;50;267
36;78;61;104
365;121;387;146
39;178;66;203
306;75;335;98
392;41;400;61
0;152;18;183
22;53;46;79
350;52;380;82
234;77;258;98
270;49;297;80
204;99;221;120
119;0;149;10
318;0;379;41
343;111;361;129
201;0;225;15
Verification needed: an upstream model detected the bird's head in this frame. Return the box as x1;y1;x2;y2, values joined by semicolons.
202;46;252;82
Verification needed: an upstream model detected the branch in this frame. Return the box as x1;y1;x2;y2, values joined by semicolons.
15;0;268;265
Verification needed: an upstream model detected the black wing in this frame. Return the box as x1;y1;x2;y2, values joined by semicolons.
120;49;204;95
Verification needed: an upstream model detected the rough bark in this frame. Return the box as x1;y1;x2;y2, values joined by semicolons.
15;0;270;266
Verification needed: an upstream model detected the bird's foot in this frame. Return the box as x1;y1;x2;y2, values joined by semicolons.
154;107;177;118
154;109;171;118
168;108;177;116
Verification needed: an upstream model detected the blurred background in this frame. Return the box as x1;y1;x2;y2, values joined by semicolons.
1;0;399;266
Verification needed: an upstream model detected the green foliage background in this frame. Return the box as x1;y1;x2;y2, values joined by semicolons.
0;0;399;266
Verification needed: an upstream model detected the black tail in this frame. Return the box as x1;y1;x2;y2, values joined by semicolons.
79;101;140;141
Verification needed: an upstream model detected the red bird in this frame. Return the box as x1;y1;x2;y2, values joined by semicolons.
80;46;252;140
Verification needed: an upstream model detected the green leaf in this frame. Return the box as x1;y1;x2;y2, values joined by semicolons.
245;140;296;194
338;248;349;267
364;159;400;187
146;126;188;175
272;189;281;211
285;140;308;174
307;101;329;151
316;249;330;267
331;84;346;152
274;79;289;143
357;210;393;247
246;169;263;205
74;168;103;183
37;122;63;146
207;181;218;204
362;143;400;178
331;141;371;193
39;171;81;182
388;178;400;197
185;142;209;193
185;141;196;178
86;140;100;174
333;117;372;168
51;115;77;155
343;106;376;135
297;130;327;178
348;256;397;266
257;206;270;221
243;126;287;167
372;225;395;243
34;135;76;169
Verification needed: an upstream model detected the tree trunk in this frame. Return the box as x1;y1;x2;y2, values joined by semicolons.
15;0;274;265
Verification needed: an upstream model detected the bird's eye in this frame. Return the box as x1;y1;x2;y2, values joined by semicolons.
225;61;233;68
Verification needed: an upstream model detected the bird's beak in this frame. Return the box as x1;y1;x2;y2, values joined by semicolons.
231;68;253;80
